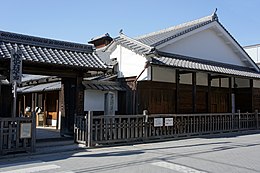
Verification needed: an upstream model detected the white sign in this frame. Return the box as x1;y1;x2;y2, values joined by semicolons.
20;123;32;138
165;118;173;126
154;118;163;127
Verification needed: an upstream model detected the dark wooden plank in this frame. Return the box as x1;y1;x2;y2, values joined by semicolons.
176;70;180;114
0;121;3;154
192;72;197;113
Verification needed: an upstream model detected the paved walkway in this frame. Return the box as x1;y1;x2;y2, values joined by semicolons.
36;127;61;140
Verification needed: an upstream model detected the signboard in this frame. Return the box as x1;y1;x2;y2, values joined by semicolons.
154;118;163;127
20;123;32;138
10;48;22;84
165;118;173;126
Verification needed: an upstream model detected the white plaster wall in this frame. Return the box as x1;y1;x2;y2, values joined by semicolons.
253;80;260;88
244;46;260;64
221;78;229;88
84;90;118;111
110;45;120;61
235;78;249;88
196;72;207;86
211;78;219;87
113;45;147;78
152;66;175;83
159;29;246;67
180;73;192;85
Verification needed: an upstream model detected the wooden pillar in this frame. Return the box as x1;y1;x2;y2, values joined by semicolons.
250;79;254;112
23;95;26;116
192;72;197;113
61;78;76;136
207;74;212;113
31;93;35;114
56;99;59;129
76;75;84;117
176;70;180;114
228;77;232;113
43;93;47;127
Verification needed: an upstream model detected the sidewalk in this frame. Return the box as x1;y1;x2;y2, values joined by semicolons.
1;130;260;160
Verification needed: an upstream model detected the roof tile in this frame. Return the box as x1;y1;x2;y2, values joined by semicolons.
0;31;107;70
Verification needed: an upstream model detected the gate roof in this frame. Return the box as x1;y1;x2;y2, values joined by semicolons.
0;30;107;71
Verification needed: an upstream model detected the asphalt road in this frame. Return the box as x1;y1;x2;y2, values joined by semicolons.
1;131;260;173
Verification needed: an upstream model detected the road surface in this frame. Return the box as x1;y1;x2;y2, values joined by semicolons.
1;131;260;173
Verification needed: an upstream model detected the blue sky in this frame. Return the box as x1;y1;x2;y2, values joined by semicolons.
1;0;259;46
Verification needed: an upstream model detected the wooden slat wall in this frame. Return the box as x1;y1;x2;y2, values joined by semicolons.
211;87;229;113
252;88;260;111
137;81;235;114
137;81;176;114
0;85;12;117
235;88;252;112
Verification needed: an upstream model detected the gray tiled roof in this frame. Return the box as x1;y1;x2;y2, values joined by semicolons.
0;31;107;70
82;80;125;91
114;34;153;55
112;14;216;56
17;81;61;93
22;74;50;82
152;54;260;79
136;14;216;47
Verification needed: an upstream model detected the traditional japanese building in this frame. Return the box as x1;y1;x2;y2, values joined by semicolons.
0;30;107;135
105;11;260;115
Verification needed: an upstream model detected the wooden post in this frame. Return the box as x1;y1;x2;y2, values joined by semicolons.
192;72;197;113
12;81;17;118
250;79;254;112
31;112;36;152
87;111;93;147
43;93;47;127
238;109;241;130
228;77;232;113
0;121;3;155
176;70;180;113
255;109;259;129
56;99;59;129
207;74;212;113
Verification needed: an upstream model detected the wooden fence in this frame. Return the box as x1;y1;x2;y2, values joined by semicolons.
75;111;260;146
0;114;36;155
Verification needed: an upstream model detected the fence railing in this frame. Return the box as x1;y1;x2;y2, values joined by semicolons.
0;114;36;155
74;111;260;146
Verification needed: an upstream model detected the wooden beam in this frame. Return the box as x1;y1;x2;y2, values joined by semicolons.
210;75;229;79
207;74;212;113
179;70;192;75
192;72;197;113
23;66;79;78
176;70;180;113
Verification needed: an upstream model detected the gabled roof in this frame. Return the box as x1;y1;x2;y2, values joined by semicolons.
0;30;107;70
110;12;217;56
114;34;153;55
136;13;217;47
